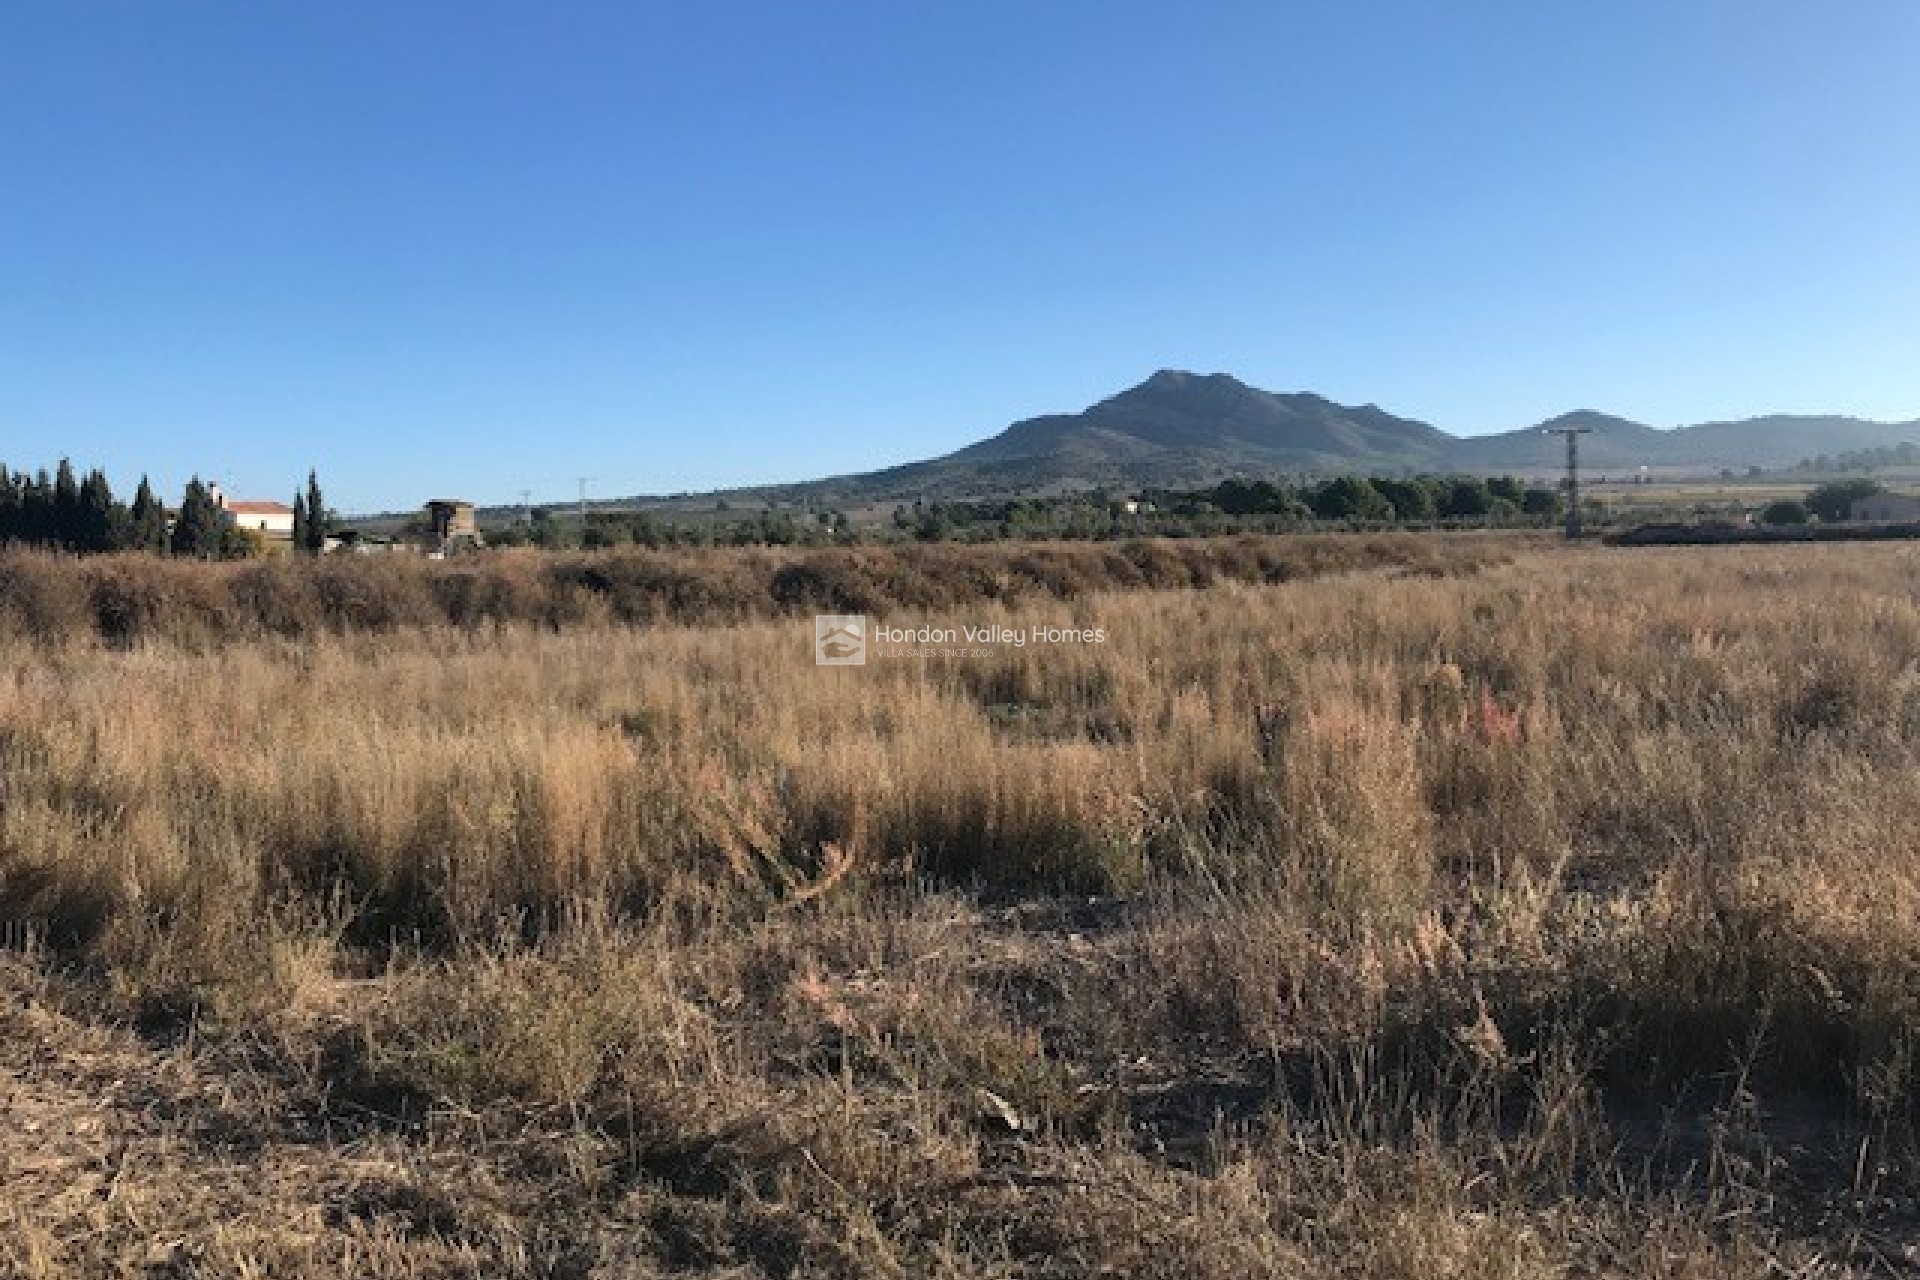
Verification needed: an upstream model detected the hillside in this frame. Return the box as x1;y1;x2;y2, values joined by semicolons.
689;372;1920;508
1445;411;1670;473
948;370;1455;481
712;371;1444;506
1448;410;1920;474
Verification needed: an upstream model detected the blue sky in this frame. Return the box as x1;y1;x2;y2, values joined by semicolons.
3;2;1915;511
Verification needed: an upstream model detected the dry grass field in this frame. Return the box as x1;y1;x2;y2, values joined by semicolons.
3;535;1918;1277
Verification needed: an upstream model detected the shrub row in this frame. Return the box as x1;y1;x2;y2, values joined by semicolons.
0;534;1513;645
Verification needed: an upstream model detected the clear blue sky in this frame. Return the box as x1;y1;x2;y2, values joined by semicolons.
3;2;1915;511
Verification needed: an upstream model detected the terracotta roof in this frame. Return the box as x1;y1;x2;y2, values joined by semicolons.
226;500;294;516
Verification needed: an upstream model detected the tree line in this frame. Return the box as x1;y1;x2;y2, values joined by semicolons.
1168;474;1561;522
1786;443;1920;476
0;460;330;557
488;472;1569;550
889;474;1564;542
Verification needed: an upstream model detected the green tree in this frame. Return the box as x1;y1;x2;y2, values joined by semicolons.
52;458;81;548
19;470;55;545
1214;478;1291;516
76;468;122;552
581;519;625;549
128;476;169;552
222;524;268;558
292;492;309;553
1804;479;1884;523
303;470;328;553
1310;476;1392;521
912;502;956;542
171;477;230;558
1373;477;1439;521
1439;478;1494;519
486;522;530;547
1486;476;1526;505
1760;499;1809;526
529;508;569;549
1520;487;1564;521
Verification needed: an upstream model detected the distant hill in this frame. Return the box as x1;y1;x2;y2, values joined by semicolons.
849;370;1457;496
732;371;1461;506
712;372;1920;506
1664;415;1920;469
1446;411;1670;473
1451;410;1920;474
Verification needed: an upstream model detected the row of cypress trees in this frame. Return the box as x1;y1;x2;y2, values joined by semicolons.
0;460;329;557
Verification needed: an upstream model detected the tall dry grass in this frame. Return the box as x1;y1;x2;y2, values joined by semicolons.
0;531;1514;646
3;540;1919;1276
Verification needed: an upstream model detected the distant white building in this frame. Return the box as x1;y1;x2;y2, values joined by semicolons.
1849;493;1920;523
219;495;296;540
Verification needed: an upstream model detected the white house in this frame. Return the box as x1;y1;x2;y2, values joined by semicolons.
1849;493;1920;524
221;497;296;540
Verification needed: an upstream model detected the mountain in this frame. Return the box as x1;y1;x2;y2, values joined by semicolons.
1451;410;1920;474
1664;416;1920;468
932;370;1456;484
588;372;1920;511
1446;411;1670;473
743;371;1459;504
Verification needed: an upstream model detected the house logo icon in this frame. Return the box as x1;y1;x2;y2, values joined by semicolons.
814;615;867;666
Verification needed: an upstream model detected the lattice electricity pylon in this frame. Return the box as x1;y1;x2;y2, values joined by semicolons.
1544;426;1593;539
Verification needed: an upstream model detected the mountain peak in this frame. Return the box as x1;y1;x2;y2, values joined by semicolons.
1536;410;1658;436
1106;369;1262;411
935;369;1456;488
1133;367;1248;390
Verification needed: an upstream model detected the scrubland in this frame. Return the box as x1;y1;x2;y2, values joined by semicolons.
0;534;1505;647
2;536;1918;1277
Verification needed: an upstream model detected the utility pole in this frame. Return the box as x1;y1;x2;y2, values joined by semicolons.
1544;427;1592;540
518;489;533;526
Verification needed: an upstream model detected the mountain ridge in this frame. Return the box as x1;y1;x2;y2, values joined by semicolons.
487;371;1914;519
677;370;1918;507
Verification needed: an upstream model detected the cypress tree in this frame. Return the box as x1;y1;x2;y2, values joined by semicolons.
292;492;309;554
24;470;54;546
129;476;169;553
77;469;120;552
304;470;327;553
171;477;229;558
53;459;81;548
